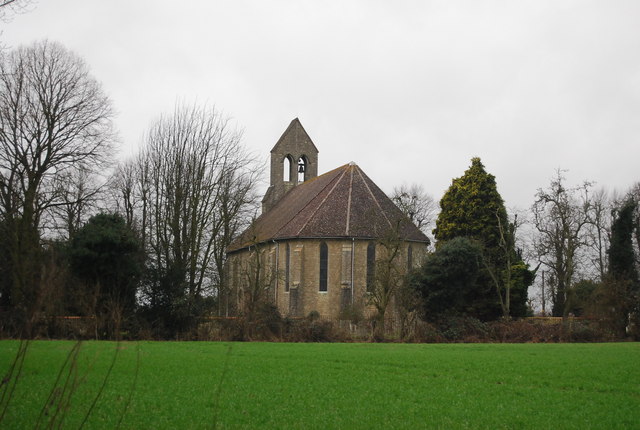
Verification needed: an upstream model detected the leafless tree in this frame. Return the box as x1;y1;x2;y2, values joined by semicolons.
482;211;517;318
532;170;592;317
0;0;34;52
367;219;410;338
0;40;115;332
49;167;105;240
391;183;437;241
235;237;279;339
583;187;614;281
0;0;32;22
625;182;640;271
112;103;258;330
210;166;258;316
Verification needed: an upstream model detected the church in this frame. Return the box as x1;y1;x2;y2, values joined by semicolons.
226;119;430;320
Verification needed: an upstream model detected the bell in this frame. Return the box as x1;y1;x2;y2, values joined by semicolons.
298;163;305;173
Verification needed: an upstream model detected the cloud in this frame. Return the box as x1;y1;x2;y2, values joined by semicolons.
3;0;639;209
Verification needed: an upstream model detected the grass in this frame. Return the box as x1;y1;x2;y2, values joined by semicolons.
1;341;638;429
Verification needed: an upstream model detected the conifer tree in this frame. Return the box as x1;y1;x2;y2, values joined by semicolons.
435;158;508;253
434;158;533;319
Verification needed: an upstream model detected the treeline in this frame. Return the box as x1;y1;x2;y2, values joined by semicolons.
0;41;259;339
397;158;639;340
1;41;638;341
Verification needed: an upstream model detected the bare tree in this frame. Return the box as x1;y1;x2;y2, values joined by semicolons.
49;167;105;240
367;219;410;338
391;183;437;240
114;103;258;333
235;236;279;340
483;212;516;318
532;170;592;317
583;187;613;281
0;40;114;332
210;167;258;316
626;182;640;271
0;0;32;22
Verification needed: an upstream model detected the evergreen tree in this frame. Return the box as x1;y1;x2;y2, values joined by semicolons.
410;237;483;320
608;199;639;284
434;157;533;319
606;199;639;336
69;213;143;337
435;158;508;254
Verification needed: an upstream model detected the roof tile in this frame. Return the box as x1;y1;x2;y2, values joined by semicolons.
227;163;429;252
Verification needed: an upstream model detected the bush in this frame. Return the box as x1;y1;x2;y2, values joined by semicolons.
403;319;445;343
488;319;561;343
435;315;488;342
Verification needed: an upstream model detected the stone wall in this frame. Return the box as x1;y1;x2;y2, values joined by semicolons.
228;238;428;320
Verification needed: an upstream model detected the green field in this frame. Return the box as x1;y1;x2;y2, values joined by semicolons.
1;341;638;429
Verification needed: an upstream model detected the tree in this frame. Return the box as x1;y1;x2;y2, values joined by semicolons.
624;183;640;270
69;213;143;338
50;167;104;240
0;41;114;333
608;199;638;283
435;158;507;251
366;219;409;337
0;0;32;22
532;170;592;317
602;199;639;336
583;188;613;281
233;233;281;340
481;213;535;318
115;103;258;335
434;157;533;319
391;183;437;240
410;236;483;321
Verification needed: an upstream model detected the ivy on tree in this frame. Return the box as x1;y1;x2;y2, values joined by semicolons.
605;199;639;336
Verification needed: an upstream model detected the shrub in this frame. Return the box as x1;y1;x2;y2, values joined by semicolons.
435;315;488;342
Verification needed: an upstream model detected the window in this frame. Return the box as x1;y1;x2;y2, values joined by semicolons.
319;242;328;292
285;244;290;292
283;155;292;182
269;249;276;289
341;245;352;286
366;241;376;293
407;244;413;272
297;156;307;183
292;245;303;288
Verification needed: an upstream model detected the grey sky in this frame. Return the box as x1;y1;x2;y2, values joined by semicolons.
3;1;639;210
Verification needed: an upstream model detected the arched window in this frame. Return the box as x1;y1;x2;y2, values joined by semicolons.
366;241;376;293
283;155;292;182
285;243;290;292
319;242;328;292
297;156;307;183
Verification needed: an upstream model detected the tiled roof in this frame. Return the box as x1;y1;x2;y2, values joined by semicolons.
228;163;430;252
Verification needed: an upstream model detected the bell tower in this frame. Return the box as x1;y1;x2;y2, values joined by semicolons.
261;118;319;213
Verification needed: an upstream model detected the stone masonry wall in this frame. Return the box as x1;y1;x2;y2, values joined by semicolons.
228;239;428;320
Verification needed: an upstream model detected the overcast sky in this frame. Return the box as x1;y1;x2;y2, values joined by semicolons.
3;1;639;211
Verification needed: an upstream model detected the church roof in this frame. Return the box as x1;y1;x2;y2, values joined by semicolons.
228;163;430;253
271;118;319;154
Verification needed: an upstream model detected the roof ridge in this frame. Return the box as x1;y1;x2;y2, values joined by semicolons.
294;165;350;236
355;165;393;229
345;165;354;235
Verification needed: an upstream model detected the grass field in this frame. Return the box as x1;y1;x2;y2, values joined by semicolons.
0;341;638;429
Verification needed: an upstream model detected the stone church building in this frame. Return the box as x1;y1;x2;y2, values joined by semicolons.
226;119;430;320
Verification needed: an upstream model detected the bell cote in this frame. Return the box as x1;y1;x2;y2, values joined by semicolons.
261;118;319;213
